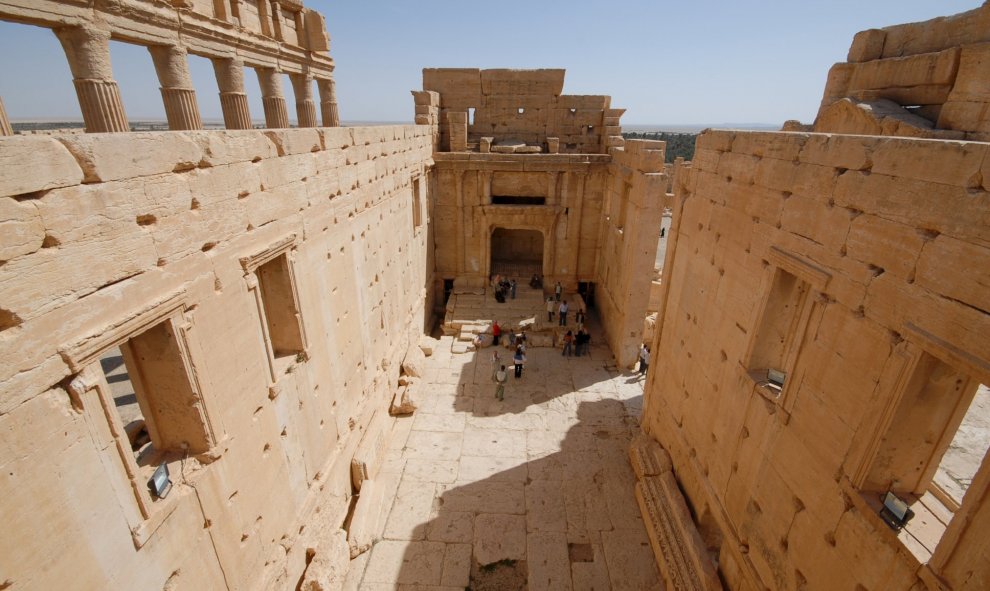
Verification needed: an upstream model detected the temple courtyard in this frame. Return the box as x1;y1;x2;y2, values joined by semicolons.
343;315;663;590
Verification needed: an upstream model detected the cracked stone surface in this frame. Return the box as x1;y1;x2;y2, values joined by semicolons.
344;322;662;590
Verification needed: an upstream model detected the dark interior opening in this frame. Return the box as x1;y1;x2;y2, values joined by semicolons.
491;195;546;206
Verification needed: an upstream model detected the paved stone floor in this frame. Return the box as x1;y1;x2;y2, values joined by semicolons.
344;327;663;590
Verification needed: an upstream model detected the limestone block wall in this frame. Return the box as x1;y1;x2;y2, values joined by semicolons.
423;68;624;153
0;126;434;590
431;153;609;291
817;3;990;140
643;129;990;590
594;140;666;367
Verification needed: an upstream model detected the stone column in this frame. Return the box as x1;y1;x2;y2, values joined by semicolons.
256;68;289;128
54;26;129;133
317;78;340;127
149;45;202;131
0;97;12;136
212;57;252;129
289;73;318;127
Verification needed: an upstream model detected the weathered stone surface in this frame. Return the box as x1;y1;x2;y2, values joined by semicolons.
0;136;84;197
300;530;350;590
635;473;722;591
629;433;673;479
389;385;418;416
352;411;391;491
402;345;427;378
59;132;204;183
348;479;388;558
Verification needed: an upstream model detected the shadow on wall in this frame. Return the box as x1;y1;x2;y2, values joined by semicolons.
360;396;661;588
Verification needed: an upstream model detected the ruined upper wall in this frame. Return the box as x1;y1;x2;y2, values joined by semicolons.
418;68;625;154
815;3;990;140
0;0;339;133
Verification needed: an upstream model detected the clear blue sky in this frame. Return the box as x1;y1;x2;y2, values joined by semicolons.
0;0;980;125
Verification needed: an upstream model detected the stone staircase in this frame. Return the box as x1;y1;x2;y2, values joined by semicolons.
441;285;588;354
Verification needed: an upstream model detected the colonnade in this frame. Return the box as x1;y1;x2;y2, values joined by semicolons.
50;25;340;133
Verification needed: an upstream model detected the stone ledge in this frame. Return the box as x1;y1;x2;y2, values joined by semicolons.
630;434;722;591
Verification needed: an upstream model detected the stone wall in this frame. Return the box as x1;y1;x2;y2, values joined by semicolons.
643;128;990;590
423;68;624;154
816;3;990;140
0;125;434;590
595;140;666;367
431;153;610;291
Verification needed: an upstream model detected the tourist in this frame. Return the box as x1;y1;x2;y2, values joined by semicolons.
510;279;517;299
546;297;555;322
559;300;569;326
492;320;501;346
490;349;501;379
508;330;517;348
639;343;650;376
554;281;562;301
530;274;541;289
562;330;574;357
493;365;508;401
513;345;526;378
575;328;587;356
575;308;585;327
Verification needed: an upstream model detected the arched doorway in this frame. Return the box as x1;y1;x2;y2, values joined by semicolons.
490;228;544;279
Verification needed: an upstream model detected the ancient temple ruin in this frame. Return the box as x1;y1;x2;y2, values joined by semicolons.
0;0;989;590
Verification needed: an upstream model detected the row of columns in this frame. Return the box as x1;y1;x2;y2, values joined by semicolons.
53;26;339;134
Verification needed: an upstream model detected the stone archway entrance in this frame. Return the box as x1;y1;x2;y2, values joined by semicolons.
490;228;544;279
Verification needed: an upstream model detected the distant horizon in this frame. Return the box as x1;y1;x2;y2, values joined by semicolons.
1;1;979;126
9;117;783;133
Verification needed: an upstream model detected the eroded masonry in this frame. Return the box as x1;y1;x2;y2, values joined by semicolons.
1;1;989;590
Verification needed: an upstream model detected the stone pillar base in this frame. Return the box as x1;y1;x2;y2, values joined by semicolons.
220;92;252;129
161;87;203;131
0;97;12;136
321;101;339;127
74;79;129;133
263;96;290;129
297;100;318;128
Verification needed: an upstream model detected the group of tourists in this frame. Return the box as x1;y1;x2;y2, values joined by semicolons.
561;329;591;357
490;275;517;303
490;338;528;400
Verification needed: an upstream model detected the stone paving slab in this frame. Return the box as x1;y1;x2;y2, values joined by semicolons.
351;319;661;589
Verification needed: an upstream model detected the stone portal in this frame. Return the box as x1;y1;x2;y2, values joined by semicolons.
490;228;543;279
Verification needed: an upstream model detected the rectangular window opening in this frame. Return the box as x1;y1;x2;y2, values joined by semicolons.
412;177;423;229
491;195;546;206
747;268;811;397
97;321;212;466
859;351;988;563
257;254;305;359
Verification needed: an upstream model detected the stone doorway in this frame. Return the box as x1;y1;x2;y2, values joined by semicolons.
489;228;544;280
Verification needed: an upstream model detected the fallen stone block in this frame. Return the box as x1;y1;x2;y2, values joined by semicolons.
629;433;673;479
351;411;390;492
300;529;350;591
390;385;417;416
419;336;440;356
347;479;388;558
401;345;427;378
